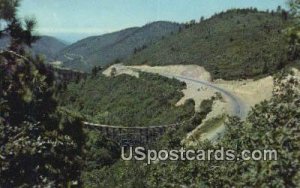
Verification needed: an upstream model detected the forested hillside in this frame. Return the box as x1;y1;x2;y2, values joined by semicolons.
31;36;68;61
125;9;292;80
0;34;67;61
82;72;300;187
0;1;84;186
56;21;181;71
1;0;300;187
59;72;195;127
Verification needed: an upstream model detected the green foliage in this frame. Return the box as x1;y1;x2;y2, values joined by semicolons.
125;9;292;80
0;0;20;21
64;73;203;187
86;74;300;187
84;130;120;169
56;22;181;71
59;72;195;127
0;1;85;186
82;128;121;185
91;66;102;78
199;98;214;116
288;0;300;17
80;96;215;187
0;52;84;187
286;0;300;60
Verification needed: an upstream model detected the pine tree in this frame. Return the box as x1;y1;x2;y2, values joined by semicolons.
287;0;300;60
0;0;85;186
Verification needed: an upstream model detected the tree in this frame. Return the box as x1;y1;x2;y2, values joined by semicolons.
190;19;196;25
0;0;85;186
287;0;300;59
271;10;275;16
277;5;282;13
288;0;300;16
282;10;289;20
262;61;269;74
146;74;300;187
200;16;205;22
91;66;102;78
110;67;117;77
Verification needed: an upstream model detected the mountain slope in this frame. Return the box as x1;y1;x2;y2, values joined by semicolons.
124;9;291;80
31;36;68;61
59;72;195;127
56;21;181;71
0;35;67;61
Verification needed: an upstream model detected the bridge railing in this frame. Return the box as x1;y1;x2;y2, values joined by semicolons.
83;121;181;146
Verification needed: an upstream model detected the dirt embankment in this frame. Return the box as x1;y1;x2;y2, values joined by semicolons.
129;64;212;81
104;64;273;112
103;64;275;143
214;76;274;113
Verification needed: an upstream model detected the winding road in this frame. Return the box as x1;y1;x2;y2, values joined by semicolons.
127;66;248;119
170;75;247;119
84;65;248;144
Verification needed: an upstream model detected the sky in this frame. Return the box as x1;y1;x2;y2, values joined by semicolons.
19;0;287;43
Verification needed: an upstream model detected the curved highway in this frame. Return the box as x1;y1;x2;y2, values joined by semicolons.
127;66;247;119
83;65;248;146
169;75;247;119
85;66;248;130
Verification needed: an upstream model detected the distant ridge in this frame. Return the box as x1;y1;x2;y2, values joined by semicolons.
56;21;181;71
31;36;68;61
0;34;67;61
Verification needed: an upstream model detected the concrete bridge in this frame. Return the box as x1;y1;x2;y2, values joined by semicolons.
83;122;181;146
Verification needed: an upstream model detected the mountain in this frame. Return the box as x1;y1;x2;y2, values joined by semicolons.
56;21;181;71
0;35;67;61
124;9;292;80
31;36;68;61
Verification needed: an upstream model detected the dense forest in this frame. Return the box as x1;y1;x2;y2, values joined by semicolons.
0;0;84;186
56;22;181;71
0;0;300;187
124;8;294;80
59;72;195;127
83;72;300;187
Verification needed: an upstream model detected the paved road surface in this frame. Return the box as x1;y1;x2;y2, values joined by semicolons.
127;66;247;119
168;74;247;119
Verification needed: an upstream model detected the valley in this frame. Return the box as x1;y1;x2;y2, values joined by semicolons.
0;34;67;61
1;1;300;187
55;21;181;71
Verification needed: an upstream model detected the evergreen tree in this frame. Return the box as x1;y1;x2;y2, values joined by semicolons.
287;0;300;59
0;0;85;186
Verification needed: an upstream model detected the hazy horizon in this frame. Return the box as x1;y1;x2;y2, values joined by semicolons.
19;0;287;43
